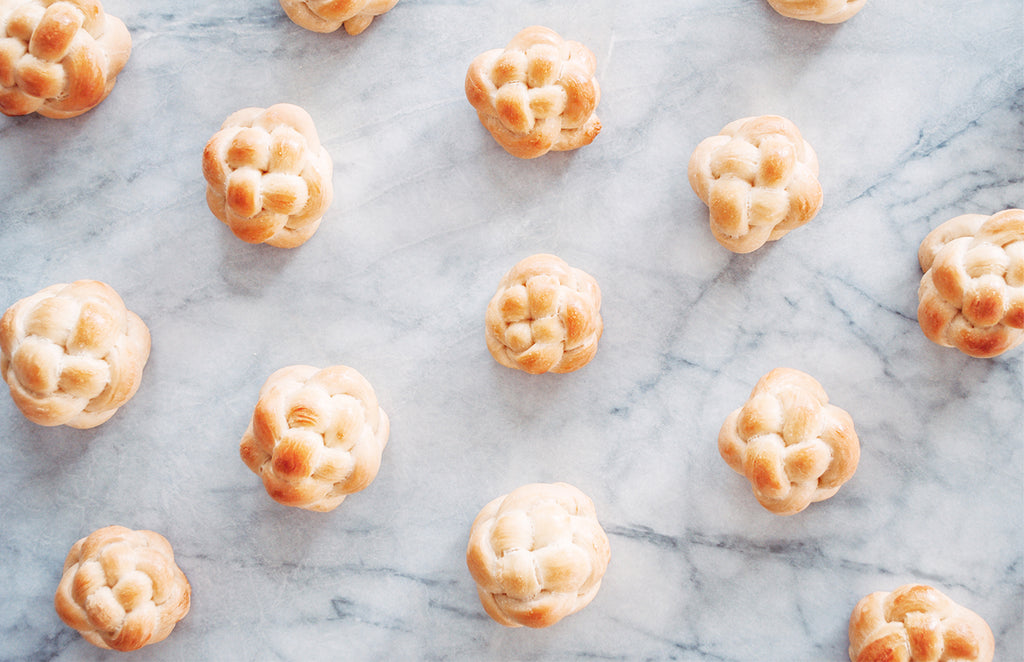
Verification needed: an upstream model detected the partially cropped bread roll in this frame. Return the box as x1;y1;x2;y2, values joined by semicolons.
466;26;601;159
767;0;867;24
279;0;398;35
466;482;610;628
917;209;1023;358
240;364;389;512
54;526;191;652
688;115;822;253
485;254;602;374
718;368;859;515
0;0;131;118
849;584;994;662
0;280;150;428
202;103;334;248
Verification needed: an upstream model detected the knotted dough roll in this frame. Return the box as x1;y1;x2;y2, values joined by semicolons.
54;525;191;652
0;280;150;428
466;482;611;628
767;0;867;24
0;0;131;118
278;0;398;35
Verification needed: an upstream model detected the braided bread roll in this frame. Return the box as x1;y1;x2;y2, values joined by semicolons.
466;482;611;628
485;254;602;374
466;26;601;159
0;280;150;429
849;584;994;662
718;368;859;515
279;0;398;35
54;526;191;652
767;0;867;24
240;364;389;512
202;103;334;248
0;0;131;118
688;115;823;253
917;209;1024;358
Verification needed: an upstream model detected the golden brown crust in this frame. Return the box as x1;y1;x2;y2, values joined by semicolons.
278;0;398;35
767;0;867;24
688;115;822;253
0;0;131;118
466;482;610;628
718;367;859;515
917;209;1024;358
54;525;191;652
848;584;994;662
465;26;601;159
485;253;602;374
240;364;389;512
202;103;334;248
0;280;150;428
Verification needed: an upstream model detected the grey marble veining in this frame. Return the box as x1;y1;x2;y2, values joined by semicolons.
1;1;1022;660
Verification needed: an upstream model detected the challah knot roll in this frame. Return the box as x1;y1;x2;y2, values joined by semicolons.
718;368;859;515
0;280;150;429
767;0;867;24
849;584;994;662
54;526;191;652
466;482;611;628
202;103;334;248
485;253;602;374
0;0;131;118
279;0;399;35
688;115;822;253
917;209;1024;358
466;26;601;159
240;364;390;512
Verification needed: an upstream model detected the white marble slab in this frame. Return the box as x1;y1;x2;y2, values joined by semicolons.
1;1;1021;660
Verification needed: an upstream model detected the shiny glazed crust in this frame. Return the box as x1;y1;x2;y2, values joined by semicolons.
202;103;334;248
0;280;150;428
466;26;601;159
485;253;603;374
767;0;867;24
916;209;1024;358
466;482;611;628
278;0;398;35
688;115;822;253
240;364;390;512
0;0;131;118
718;367;859;515
848;584;994;662
54;526;191;652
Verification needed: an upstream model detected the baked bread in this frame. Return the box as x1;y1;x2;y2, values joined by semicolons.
688;115;823;253
466;482;610;628
718;368;859;515
240;364;389;512
485;253;602;374
0;0;131;118
917;209;1024;358
465;26;601;159
279;0;398;35
54;525;191;652
0;280;150;428
202;103;334;248
849;584;994;662
767;0;867;24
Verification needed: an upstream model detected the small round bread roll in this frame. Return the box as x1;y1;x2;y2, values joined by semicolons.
849;584;994;662
0;0;131;118
240;364;390;512
485;253;603;374
279;0;398;35
202;103;334;248
767;0;867;24
917;209;1023;358
54;525;191;652
688;115;823;253
0;280;150;429
718;368;859;515
466;26;601;159
466;482;611;628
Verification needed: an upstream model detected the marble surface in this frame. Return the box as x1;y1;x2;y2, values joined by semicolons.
1;1;1022;660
